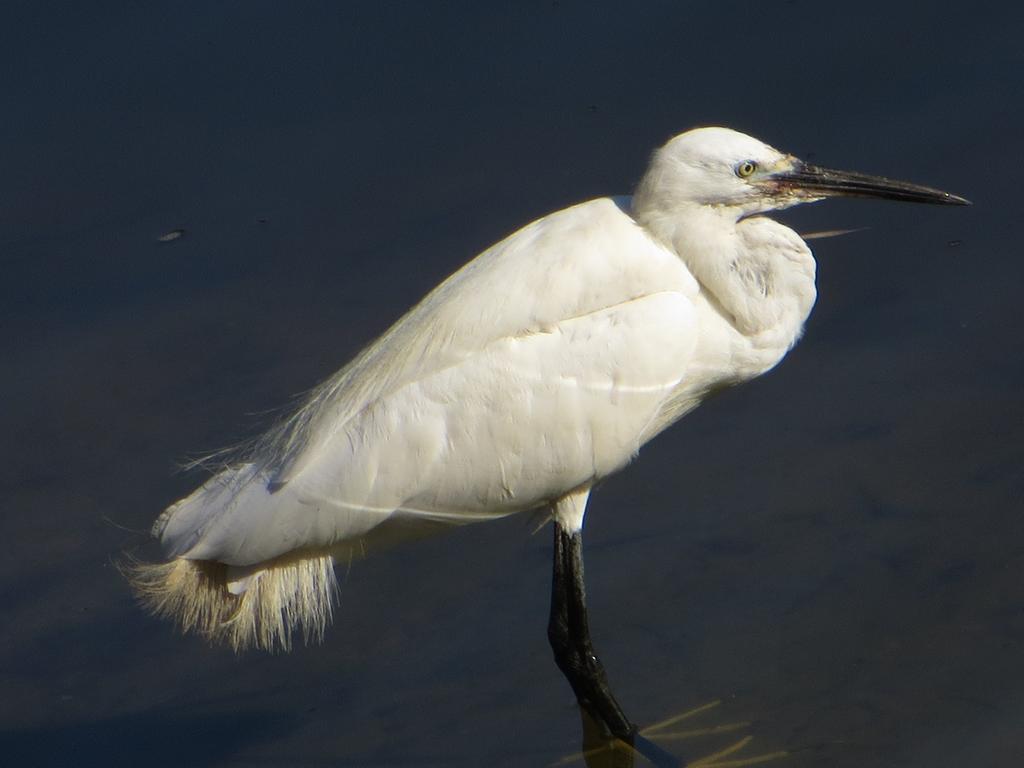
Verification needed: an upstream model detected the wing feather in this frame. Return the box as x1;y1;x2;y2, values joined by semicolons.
158;197;700;565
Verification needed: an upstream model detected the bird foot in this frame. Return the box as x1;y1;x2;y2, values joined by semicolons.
551;700;789;767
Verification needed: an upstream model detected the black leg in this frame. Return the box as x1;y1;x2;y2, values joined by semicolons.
548;524;634;738
548;523;678;767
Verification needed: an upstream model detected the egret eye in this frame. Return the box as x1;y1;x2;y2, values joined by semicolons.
736;160;758;179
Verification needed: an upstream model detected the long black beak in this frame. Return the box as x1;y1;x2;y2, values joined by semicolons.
776;162;970;206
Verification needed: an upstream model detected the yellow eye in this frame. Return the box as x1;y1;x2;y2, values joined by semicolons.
736;160;757;178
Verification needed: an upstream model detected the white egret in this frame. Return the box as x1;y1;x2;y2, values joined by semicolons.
129;127;967;750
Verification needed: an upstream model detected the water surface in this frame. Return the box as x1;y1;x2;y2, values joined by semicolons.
1;2;1021;766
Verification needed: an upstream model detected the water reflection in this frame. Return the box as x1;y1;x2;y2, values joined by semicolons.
557;701;788;768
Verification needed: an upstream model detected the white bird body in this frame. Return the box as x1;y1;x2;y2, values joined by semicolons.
132;127;963;652
160;193;812;561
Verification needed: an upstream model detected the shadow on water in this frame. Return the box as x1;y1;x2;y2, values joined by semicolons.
0;708;293;768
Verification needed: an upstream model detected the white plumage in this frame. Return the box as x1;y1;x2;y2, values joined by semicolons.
129;127;963;652
159;197;706;563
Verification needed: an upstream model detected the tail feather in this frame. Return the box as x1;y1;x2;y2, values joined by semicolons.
125;553;338;652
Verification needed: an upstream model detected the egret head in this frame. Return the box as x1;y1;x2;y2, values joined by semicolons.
633;126;969;220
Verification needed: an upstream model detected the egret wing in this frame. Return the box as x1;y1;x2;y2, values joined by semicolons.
157;197;700;564
263;197;698;486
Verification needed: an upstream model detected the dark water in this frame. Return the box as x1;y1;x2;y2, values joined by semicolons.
2;2;1021;766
